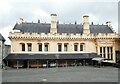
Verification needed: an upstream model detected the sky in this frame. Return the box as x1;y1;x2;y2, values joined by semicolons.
0;0;119;44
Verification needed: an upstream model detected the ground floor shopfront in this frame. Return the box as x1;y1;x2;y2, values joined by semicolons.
4;53;107;69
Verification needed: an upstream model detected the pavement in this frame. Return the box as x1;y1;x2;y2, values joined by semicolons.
2;66;118;82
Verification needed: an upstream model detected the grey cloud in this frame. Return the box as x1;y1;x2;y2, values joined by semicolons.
0;1;118;29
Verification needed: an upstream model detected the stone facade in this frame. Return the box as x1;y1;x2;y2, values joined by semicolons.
0;33;5;67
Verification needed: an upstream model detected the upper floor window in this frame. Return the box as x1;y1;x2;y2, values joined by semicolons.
64;43;68;52
74;43;78;51
58;43;62;52
80;45;83;51
27;43;32;51
38;43;42;51
21;43;25;51
44;43;49;51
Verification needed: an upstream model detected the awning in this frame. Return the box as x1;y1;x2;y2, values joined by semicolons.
4;53;101;60
92;57;107;61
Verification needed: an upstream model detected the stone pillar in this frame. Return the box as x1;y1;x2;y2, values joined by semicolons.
101;47;103;58
98;46;100;55
113;46;116;63
78;43;80;51
25;43;27;52
62;43;64;52
106;46;108;59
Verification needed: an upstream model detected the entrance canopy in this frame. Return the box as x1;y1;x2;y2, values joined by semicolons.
92;57;107;61
4;53;100;60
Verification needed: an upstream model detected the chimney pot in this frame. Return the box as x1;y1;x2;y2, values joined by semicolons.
17;18;24;24
106;21;111;27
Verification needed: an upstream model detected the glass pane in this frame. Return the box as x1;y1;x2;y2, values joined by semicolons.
44;44;48;51
103;47;105;53
64;44;67;51
39;44;42;51
104;54;106;58
107;47;109;53
58;44;62;52
74;45;78;51
100;47;102;53
80;45;83;51
111;54;113;60
28;44;32;51
108;54;110;59
22;44;25;51
110;47;113;53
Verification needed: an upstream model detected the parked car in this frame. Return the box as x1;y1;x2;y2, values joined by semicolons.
50;63;56;67
43;64;47;68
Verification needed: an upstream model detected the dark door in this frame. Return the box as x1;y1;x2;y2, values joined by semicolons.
24;60;27;68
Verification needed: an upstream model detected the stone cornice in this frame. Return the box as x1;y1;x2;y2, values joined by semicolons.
9;32;119;41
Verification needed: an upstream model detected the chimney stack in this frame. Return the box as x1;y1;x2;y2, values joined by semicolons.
17;18;24;24
106;21;112;27
50;14;57;34
83;15;90;34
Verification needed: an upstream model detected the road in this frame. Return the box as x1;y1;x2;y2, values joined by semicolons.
2;66;118;82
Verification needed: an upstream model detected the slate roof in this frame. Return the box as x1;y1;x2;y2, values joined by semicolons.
4;53;100;60
0;33;5;41
13;23;114;34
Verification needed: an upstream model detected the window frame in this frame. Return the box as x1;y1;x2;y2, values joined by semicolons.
27;43;32;51
58;43;62;52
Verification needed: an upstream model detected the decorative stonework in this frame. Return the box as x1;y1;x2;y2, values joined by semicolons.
9;32;119;41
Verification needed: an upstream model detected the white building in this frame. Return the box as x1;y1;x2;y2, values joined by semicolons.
4;14;120;68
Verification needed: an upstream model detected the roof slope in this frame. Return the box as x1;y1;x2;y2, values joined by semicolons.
0;33;5;41
4;53;100;60
13;23;114;34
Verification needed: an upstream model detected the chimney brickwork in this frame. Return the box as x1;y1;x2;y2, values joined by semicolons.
50;14;57;34
83;15;90;35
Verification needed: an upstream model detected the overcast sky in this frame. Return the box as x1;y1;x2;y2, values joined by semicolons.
0;0;119;44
